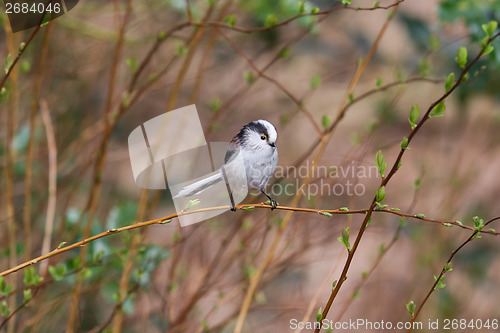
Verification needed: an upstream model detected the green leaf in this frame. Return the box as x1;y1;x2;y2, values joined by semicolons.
175;41;188;56
406;301;416;316
243;71;255;84
444;72;455;92
0;301;10;318
48;263;67;281
342;0;352;5
339;207;349;212
444;262;452;272
481;21;498;37
417;213;426;218
483;44;495;55
372;1;379;8
310;73;321;89
265;14;277;28
57;242;67;249
279;47;291;59
408;104;419;129
4;53;13;74
429;100;445;117
375;150;386;177
434;275;446;289
332;280;337;289
455;46;467;69
125;57;137;73
347;93;354;104
400;137;409;149
418;59;429;77
241;206;255;211
0;277;13;297
337;227;351;251
223;14;236;28
321;115;331;130
316;307;322;322
23;289;33;303
297;1;305;14
310;6;319;14
23;267;43;287
473;216;484;231
376;186;386;202
413;177;421;189
379;244;386;255
209;98;221;113
375;78;383;90
320;211;333;217
185;199;200;211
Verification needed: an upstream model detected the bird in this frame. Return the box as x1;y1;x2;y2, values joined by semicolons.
173;120;278;210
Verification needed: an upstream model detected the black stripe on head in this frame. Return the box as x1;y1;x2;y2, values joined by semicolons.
236;121;269;141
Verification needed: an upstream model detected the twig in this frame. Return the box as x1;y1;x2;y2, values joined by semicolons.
1;203;497;279
408;217;500;332
39;100;58;275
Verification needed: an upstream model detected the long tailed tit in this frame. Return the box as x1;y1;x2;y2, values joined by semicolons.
173;120;278;210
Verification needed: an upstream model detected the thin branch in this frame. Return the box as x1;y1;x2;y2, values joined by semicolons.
408;216;500;332
39;100;58;275
1;203;496;278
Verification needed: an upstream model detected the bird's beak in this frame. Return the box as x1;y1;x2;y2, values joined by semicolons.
269;142;276;148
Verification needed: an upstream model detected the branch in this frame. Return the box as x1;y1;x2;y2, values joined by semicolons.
408;216;500;332
1;203;496;278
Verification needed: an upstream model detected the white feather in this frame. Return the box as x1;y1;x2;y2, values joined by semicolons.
173;172;222;198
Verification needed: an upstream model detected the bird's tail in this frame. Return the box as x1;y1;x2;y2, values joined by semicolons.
173;172;223;198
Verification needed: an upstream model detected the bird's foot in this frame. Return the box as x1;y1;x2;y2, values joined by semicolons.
267;198;277;210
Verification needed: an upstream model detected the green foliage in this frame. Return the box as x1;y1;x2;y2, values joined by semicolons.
408;104;419;129
0;301;10;318
4;53;12;74
400;137;409;149
434;274;446;289
265;14;277;27
429;100;446;117
0;276;13;297
23;267;43;287
310;73;321;89
455;46;468;68
375;150;386;177
338;227;350;251
316;307;322;322
209;98;221;113
342;0;352;5
125;57;137;73
23;289;33;303
185;199;200;210
376;186;386;202
49;263;67;281
321;115;331;130
243;71;255;84
406;300;416;316
223;14;236;27
320;211;332;217
375;78;383;90
445;72;455;92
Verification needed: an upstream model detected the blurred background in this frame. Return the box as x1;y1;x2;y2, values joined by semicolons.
0;0;499;332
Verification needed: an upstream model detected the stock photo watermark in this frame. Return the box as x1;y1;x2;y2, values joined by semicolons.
1;0;79;32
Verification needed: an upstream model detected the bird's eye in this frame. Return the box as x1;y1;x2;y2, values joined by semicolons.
261;135;267;140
